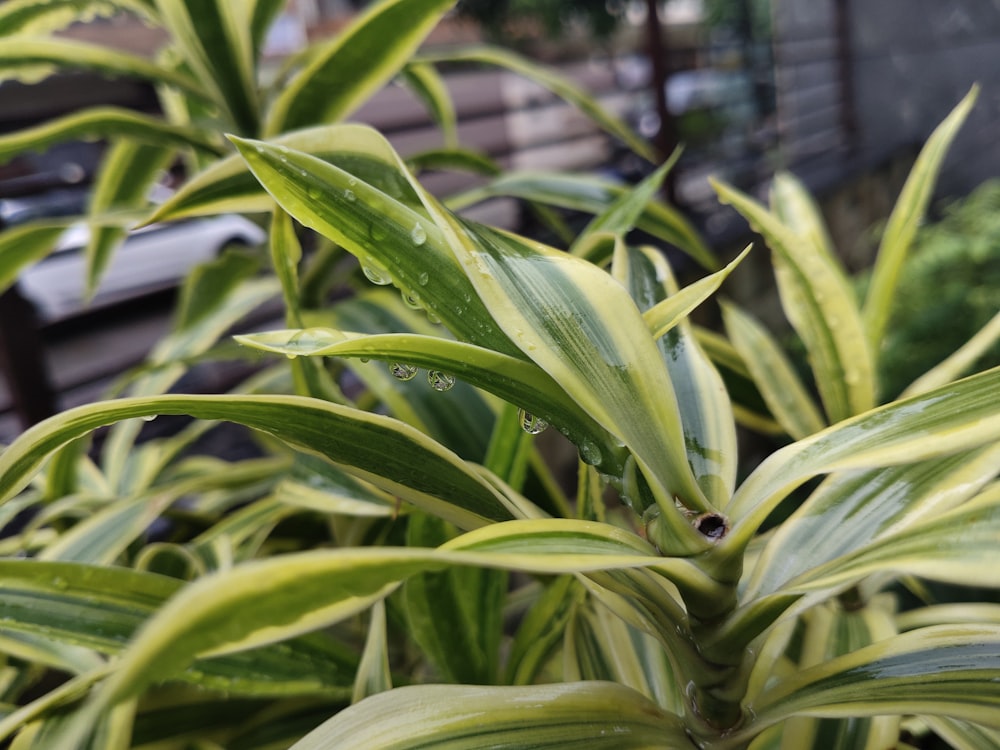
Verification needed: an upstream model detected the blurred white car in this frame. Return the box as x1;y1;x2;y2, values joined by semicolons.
9;199;265;323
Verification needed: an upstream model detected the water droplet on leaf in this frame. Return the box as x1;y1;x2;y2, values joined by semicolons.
390;362;418;381
427;370;455;392
579;439;602;466
403;292;422;309
518;409;548;435
344;188;356;202
362;262;391;286
410;222;427;245
417;271;429;286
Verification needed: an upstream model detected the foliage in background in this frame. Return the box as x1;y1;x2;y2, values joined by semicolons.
872;178;1000;399
455;0;625;43
0;2;996;749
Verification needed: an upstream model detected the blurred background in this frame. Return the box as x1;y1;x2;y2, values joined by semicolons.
0;0;998;439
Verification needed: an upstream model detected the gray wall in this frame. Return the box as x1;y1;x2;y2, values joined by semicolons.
773;0;1000;197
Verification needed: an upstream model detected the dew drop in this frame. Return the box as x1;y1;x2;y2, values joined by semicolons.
417;271;429;286
410;222;427;245
298;168;308;177
277;145;290;154
518;408;548;435
427;370;455;392
426;310;441;324
141;414;157;422
403;292;422;309
344;188;356;202
307;188;322;200
52;577;69;591
390;362;418;381
579;439;603;466
359;357;370;364
254;144;264;154
348;177;358;187
362;262;391;286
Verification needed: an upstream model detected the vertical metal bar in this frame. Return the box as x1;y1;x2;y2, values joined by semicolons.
834;0;859;153
643;0;679;204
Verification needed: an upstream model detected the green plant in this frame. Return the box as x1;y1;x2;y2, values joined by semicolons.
868;178;1000;400
0;39;995;747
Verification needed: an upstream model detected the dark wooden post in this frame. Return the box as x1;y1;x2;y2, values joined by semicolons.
643;0;679;204
0;219;58;430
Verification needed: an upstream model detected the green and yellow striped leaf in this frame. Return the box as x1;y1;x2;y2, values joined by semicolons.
0;0;156;36
864;87;978;350
775;600;899;750
0;108;219;165
723;365;1000;549
265;0;455;134
428;215;711;551
617;245;737;508
236;328;627;477
0;394;526;530
0;37;212;100
448;171;716;270
742;625;1000;735
0;560;358;697
153;0;259;134
288;681;687;749
229;133;523;358
713;175;875;422
901;309;1000;398
722;302;826;439
422;45;657;164
746;445;1000;599
0;222;68;294
84;140;175;295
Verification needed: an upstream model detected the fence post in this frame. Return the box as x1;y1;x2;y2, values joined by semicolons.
0;217;58;429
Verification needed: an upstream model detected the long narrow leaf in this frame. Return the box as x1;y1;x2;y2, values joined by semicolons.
288;682;687;749
421;45;657;163
427;214;712;551
265;0;455;134
741;625;1000;736
714;176;875;422
0;107;220;165
722;302;826;439
0;38;212;100
84;140;175;295
229;133;523;358
618;245;738;508
152;0;258;134
864;87;978;348
746;445;1000;599
50;521;715;745
236;328;627;477
0;0;155;36
449;171;716;270
724;365;1000;543
0;394;527;529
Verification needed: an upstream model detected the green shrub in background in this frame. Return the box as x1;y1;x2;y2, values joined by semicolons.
874;179;1000;399
0;3;998;749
